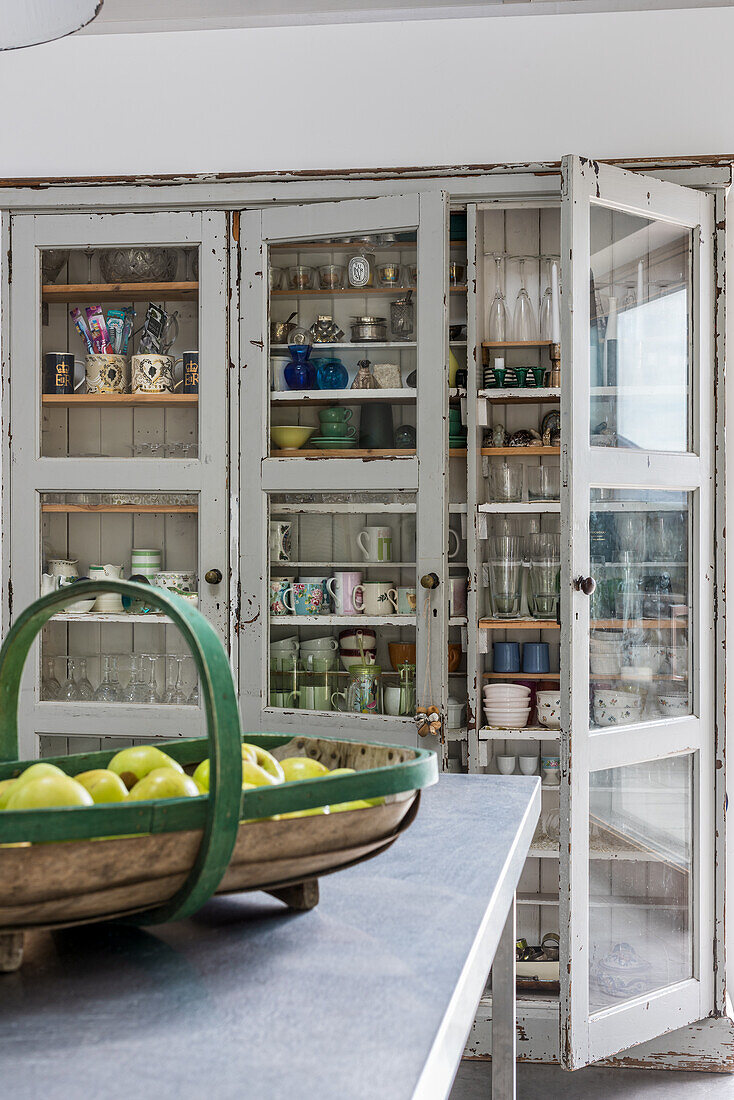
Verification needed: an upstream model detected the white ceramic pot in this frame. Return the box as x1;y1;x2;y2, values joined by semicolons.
154;570;197;594
48;558;79;579
657;693;689;716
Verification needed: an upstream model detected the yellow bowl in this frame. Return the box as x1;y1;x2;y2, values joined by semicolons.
271;425;316;450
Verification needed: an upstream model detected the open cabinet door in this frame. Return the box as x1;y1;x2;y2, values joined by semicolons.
559;157;715;1067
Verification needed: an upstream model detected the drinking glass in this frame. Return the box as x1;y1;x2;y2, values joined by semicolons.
42;655;61;700
163;656;188;705
123;655;150;704
59;657;81;702
187;680;200;706
489;462;523;502
527;559;561;618
487;254;510;342
487;535;524;618
527;466;561;501
93;655;123;703
539;256;554;341
75;656;95;701
513;258;538;341
141;654;162;704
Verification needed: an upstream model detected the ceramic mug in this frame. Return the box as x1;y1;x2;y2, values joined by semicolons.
319;407;353;424
269;579;294;616
269;521;293;563
131;548;162;579
541;755;561;785
449;577;467;617
397;586;417;614
320;422;357;439
327;571;362;615
89;563;125;613
43;352;84;395
290;581;325;616
85;354;129;394
357;526;393;563
352;581;398;616
302;652;338;672
131;354;177;394
384;685;403;715
448;529;461;560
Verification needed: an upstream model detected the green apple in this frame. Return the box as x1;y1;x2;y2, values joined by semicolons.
329;799;372;813
127;767;200;801
241;760;281;787
325;767;356;778
280;805;330;819
0;778;18;809
15;763;67;787
241;743;284;782
240;780;282;823
108;746;184;790
74;769;128;804
280;757;330;782
6;773;93;810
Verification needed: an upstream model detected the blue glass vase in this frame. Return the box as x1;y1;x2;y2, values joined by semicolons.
284;344;313;390
316;357;349;390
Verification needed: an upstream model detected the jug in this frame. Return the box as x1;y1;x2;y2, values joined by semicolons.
332;664;383;715
41;574;60;597
89;564;125;613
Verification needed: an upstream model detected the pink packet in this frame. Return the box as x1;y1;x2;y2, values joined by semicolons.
69;307;93;353
85;305;112;354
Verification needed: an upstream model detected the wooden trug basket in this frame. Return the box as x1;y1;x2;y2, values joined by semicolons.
0;581;438;971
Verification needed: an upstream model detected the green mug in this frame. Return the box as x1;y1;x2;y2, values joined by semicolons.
320;422;356;439
319;407;353;423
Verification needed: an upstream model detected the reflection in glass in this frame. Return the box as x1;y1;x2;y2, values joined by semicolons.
589;209;692;452
589;488;690;728
589;756;692;1013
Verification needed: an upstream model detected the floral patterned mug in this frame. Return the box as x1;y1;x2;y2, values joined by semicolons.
290;581;325;616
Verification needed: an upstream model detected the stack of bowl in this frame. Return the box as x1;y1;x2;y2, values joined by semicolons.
339;628;377;672
592;688;643;727
536;690;561;729
589;630;624;676
300;636;339;670
482;682;532;729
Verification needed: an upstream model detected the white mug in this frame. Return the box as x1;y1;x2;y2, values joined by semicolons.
384;685;402;716
448;529;461;560
357;526;393;563
327;571;362;615
352;582;398;616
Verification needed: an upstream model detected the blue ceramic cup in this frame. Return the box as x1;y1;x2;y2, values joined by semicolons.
522;642;550;674
493;641;521;673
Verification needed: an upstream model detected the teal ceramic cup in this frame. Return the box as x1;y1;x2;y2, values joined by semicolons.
319;407;353;423
320;422;356;438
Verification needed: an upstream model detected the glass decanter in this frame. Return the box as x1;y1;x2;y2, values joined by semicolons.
42;655;61;700
93;655;123;703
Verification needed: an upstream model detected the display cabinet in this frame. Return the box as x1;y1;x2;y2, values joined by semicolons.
0;156;729;1071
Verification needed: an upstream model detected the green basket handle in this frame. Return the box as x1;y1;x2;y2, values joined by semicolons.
0;580;243;925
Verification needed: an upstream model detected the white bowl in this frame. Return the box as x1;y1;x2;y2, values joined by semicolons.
593;689;642;709
484;708;531;729
483;685;531;700
590;654;621;675
593;703;642;727
628;644;666;674
300;637;339;652
657;694;688;716
63;599;96;614
340;650;377;673
338;631;377;651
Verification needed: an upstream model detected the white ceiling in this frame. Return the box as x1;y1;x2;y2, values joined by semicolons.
82;0;734;32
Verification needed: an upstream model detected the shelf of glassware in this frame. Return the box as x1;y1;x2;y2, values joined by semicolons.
479;619;559;630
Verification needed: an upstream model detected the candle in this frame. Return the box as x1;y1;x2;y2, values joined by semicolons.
550;261;561;345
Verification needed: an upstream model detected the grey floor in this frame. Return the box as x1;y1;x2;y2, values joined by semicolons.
450;1060;734;1098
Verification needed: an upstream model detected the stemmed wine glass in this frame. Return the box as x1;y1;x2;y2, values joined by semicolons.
93;655;123;703
487;253;510;342
513;258;538;341
123;654;150;704
141;654;161;704
163;655;188;705
539;256;557;341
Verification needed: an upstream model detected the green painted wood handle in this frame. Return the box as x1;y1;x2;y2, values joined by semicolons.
0;580;243;925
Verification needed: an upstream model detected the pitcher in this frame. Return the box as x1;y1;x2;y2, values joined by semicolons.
89;563;125;613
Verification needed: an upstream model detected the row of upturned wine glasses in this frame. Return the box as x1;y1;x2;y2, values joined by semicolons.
488;255;558;342
42;654;199;706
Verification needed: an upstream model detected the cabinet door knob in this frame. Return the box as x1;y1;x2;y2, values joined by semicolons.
420;572;440;590
574;575;596;596
205;568;223;585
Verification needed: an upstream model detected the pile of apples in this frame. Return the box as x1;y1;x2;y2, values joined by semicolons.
0;742;377;820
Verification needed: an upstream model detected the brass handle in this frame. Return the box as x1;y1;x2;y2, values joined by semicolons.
420;572;440;590
205;569;223;585
574;576;596;596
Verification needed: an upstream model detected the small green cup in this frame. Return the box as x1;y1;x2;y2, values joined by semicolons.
530;367;546;388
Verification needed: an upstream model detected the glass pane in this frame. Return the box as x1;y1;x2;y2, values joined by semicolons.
268;490;431;715
268;231;418;457
41;246;199;459
40;491;200;705
589;208;692;452
589;488;690;728
589;756;693;1013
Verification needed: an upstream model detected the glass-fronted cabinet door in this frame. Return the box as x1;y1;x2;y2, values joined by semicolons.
560;157;714;1066
239;192;451;749
8;212;229;758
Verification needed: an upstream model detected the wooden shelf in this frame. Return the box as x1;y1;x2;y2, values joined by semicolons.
272;561;416;569
42;281;198;302
271;342;417;350
449;448;468;457
479;388;560;405
481;446;560;456
271;286;466;298
271;388;416;406
483;672;561;681
271;614;416;627
43;394;198;409
271;448;416;458
483;341;553;349
51;612;173;624
479;619;560;630
41;504;197;514
592;619;687;630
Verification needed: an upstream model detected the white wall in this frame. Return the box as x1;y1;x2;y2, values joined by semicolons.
0;7;732;178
